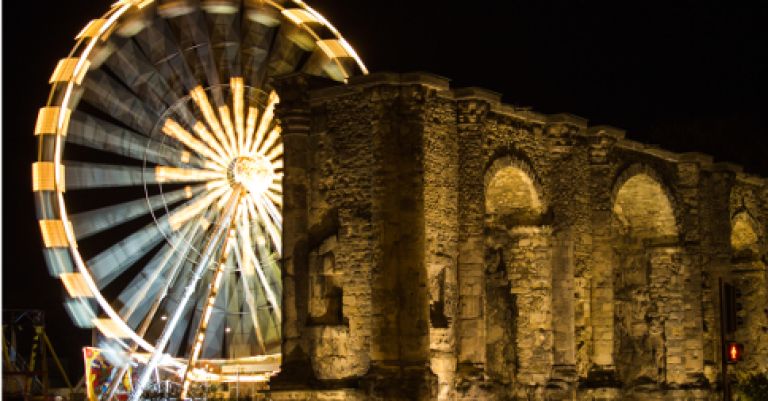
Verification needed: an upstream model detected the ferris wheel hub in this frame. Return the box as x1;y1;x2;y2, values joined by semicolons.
229;155;273;195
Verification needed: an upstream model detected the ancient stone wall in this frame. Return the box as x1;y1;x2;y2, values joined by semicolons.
269;73;767;401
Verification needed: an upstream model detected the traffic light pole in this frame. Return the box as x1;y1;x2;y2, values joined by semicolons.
719;278;731;401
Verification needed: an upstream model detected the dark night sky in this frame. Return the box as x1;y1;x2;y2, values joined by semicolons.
3;0;767;380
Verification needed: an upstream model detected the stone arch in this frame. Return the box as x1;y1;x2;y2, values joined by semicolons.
482;155;553;392
611;164;679;242
610;164;689;388
485;156;546;226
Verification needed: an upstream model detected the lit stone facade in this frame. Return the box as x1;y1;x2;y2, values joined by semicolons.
267;72;768;400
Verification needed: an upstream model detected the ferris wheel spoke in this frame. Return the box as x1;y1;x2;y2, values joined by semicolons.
249;270;280;351
134;18;199;94
88;220;168;290
231;238;267;354
88;188;220;289
264;188;283;209
104;39;203;135
243;105;260;154
68;112;206;168
230;300;254;357
206;11;242;82
104;37;177;117
190;86;236;156
241;17;275;90
245;195;281;255
155;166;226;184
252;223;282;298
81;69;159;135
223;259;243;357
70;185;202;240
176;10;232;95
249;191;282;234
259;192;283;228
161;118;229;167
152;218;213;348
264;143;283;162
64;162;224;190
244;233;281;321
167;184;229;231
201;280;230;359
162;285;201;357
119;242;180;329
118;219;205;329
230;77;246;153
217;105;239;156
235;215;281;325
255;125;281;157
191;121;231;162
250;227;282;312
249;92;278;155
65;163;146;189
257;306;280;352
270;173;283;188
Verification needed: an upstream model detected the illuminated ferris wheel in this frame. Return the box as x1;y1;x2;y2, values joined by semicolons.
32;0;366;397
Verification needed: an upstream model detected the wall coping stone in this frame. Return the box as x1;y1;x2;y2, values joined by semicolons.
308;71;758;177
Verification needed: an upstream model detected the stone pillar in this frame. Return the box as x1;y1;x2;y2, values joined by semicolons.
679;250;706;384
647;245;687;385
578;129;621;400
455;96;491;386
586;133;616;377
507;226;554;400
589;209;615;374
422;90;460;400
363;80;433;400
551;230;577;378
699;166;737;384
675;155;708;386
544;117;586;399
271;74;313;385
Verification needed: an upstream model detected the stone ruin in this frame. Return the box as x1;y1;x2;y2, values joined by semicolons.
265;72;767;400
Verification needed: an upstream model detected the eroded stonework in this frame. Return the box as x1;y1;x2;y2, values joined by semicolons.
267;73;767;400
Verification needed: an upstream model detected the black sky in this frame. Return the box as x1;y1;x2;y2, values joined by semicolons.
3;0;767;380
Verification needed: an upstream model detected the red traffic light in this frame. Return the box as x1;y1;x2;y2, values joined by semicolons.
726;342;744;363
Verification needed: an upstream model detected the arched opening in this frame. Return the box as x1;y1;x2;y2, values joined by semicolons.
486;165;544;226
611;171;681;387
731;211;760;259
484;160;552;394
613;174;677;242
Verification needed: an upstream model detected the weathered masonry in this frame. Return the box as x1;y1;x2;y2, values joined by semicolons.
268;72;768;401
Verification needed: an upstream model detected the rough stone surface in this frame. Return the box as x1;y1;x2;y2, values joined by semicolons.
267;73;768;400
